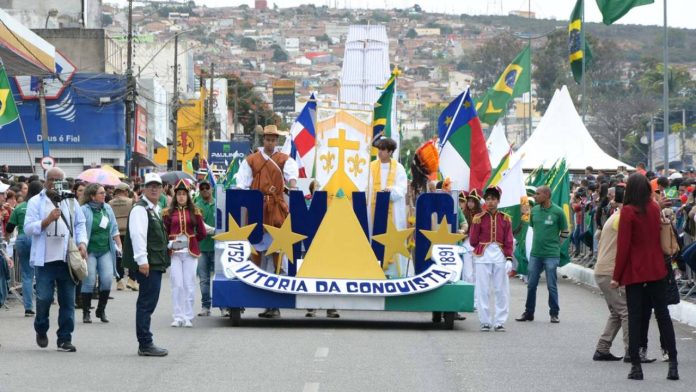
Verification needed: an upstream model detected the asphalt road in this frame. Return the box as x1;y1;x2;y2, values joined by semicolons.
1;275;694;392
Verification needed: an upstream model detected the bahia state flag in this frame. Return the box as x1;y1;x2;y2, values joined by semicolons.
568;0;592;84
475;45;531;125
438;89;491;192
282;93;317;178
0;64;20;127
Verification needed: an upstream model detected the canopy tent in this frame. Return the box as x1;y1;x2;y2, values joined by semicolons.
515;85;632;171
0;9;55;76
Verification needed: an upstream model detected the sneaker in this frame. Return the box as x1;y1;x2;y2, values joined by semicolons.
116;280;126;291
184;320;193;328
138;345;168;357
170;320;183;327
455;313;466;321
57;342;76;352
662;349;669;362
36;333;48;348
126;278;139;291
305;309;316;317
515;312;534;322
550;315;560;323
266;308;281;319
480;324;491;332
221;308;231;317
258;309;272;318
24;309;35;317
494;324;506;332
639;347;656;363
197;308;211;317
326;309;340;318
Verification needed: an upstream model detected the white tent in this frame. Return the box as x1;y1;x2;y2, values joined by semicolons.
515;85;632;171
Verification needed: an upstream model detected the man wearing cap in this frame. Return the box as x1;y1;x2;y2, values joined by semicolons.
122;173;169;356
469;186;514;332
24;167;87;352
109;182;136;291
234;124;298;318
368;137;408;277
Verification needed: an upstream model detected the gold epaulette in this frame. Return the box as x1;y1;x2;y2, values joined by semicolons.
472;212;486;224
500;211;512;222
194;207;203;216
161;207;170;217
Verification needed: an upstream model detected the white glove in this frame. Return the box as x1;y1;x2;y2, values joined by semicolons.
505;260;513;274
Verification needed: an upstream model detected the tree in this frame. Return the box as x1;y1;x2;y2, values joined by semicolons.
471;34;524;95
240;37;257;51
406;28;417;39
316;33;331;42
225;74;281;137
531;30;567;113
272;47;288;62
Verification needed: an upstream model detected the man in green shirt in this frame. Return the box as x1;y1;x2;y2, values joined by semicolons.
516;185;569;324
194;180;216;316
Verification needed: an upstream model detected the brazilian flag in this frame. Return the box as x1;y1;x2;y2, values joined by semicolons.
475;45;531;125
372;68;399;141
596;0;654;25
568;0;592;84
0;65;19;127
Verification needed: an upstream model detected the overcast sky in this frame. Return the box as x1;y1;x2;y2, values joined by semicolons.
109;0;695;29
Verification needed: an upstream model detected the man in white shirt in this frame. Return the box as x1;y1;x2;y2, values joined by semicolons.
24;167;87;352
122;173;169;357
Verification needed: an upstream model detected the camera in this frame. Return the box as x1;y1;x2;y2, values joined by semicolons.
48;180;76;204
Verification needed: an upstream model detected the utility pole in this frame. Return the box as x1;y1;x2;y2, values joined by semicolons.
124;0;135;176
38;79;50;161
233;82;239;136
171;33;179;171
662;0;669;173
208;63;215;141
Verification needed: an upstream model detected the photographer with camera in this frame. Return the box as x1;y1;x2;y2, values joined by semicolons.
24;167;87;353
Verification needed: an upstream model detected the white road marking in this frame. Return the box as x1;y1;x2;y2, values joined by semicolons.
303;382;320;392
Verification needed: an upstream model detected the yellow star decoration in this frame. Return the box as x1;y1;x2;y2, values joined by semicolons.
372;218;414;269
444;115;453;126
463;100;471;108
419;215;464;259
213;214;258;255
264;215;307;272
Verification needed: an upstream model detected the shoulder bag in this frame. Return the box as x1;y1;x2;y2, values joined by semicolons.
60;199;87;284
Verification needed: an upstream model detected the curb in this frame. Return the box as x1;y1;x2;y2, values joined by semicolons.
558;263;696;328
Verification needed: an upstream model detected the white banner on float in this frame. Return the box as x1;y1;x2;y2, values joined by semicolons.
219;242;463;297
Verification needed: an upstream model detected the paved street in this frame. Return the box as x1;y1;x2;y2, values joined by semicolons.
1;275;695;392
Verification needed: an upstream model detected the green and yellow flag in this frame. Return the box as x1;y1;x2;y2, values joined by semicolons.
475;45;531;125
596;0;654;25
485;150;511;188
569;0;593;84
0;65;19;127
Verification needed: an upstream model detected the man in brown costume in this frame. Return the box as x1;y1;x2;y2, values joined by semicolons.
235;125;298;318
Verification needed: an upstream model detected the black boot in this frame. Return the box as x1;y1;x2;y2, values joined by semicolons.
628;363;643;380
95;291;110;323
82;293;92;324
667;361;679;380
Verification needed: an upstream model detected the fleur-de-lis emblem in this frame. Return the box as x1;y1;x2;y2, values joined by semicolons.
320;151;335;172
347;154;366;177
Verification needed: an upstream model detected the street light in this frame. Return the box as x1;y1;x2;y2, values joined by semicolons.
44;9;58;29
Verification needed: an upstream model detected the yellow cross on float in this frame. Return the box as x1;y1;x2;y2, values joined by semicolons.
213;214;258;255
328;128;361;173
419;215;464;259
